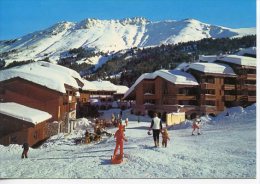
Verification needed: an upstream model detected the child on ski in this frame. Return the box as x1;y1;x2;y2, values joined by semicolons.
113;124;127;157
192;115;201;135
162;129;170;147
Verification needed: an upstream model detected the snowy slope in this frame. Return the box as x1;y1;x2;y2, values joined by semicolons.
0;18;255;65
0;104;256;178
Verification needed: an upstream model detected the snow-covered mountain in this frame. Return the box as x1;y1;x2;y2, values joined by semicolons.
0;17;256;65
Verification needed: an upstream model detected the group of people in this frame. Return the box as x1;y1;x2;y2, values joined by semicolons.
148;112;202;147
148;113;170;148
21;111;202;159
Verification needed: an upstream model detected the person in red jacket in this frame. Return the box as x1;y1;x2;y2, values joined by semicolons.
113;124;127;157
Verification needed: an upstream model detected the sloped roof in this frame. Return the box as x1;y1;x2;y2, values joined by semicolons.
189;62;237;75
81;79;98;91
199;54;256;67
0;102;52;125
124;69;198;99
236;47;256;57
217;55;256;67
91;80;118;91
0;61;81;93
114;85;129;94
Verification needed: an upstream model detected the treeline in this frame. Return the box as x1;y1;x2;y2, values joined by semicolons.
86;35;256;86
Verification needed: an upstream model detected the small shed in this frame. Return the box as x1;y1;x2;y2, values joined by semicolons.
0;102;52;146
166;112;185;126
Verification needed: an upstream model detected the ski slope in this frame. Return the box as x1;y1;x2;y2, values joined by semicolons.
0;104;256;179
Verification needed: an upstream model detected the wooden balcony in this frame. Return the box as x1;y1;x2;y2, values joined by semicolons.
223;84;236;90
248;96;256;102
245;85;256;91
201;83;216;89
224;95;236;101
176;94;197;100
246;74;256;80
201;94;216;100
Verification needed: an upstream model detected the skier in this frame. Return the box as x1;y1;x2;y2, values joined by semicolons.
161;129;170;147
21;142;29;159
148;112;162;147
113;124;127;158
192;115;201;135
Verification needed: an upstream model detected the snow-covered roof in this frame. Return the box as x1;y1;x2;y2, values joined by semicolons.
81;79;98;91
91;80;117;91
114;85;129;94
217;55;256;67
236;47;256;57
0;102;52;125
189;62;236;75
0;61;81;93
199;54;256;67
124;69;198;99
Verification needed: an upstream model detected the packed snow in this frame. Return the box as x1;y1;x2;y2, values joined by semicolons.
0;104;256;179
0;102;52;124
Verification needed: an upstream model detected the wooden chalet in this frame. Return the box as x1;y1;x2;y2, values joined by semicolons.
124;53;256;118
0;61;83;135
124;69;199;119
0;102;52;146
187;62;237;115
200;55;256;107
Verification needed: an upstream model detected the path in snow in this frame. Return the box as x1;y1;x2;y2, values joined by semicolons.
0;105;256;179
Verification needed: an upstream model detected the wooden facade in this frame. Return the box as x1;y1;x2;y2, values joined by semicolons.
0;77;78;136
0;113;51;147
129;77;199;119
214;60;256;107
125;60;256;119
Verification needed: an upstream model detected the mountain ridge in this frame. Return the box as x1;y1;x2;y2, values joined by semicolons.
0;17;256;66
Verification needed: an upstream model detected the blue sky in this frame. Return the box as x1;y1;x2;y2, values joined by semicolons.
0;0;256;40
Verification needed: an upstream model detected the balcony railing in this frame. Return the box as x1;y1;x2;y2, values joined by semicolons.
245;84;256;91
223;84;236;90
201;83;216;89
224;95;236;101
176;94;197;100
248;96;256;102
246;74;256;80
201;94;216;100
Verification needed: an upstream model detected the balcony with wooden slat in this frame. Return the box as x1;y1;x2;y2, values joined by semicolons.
201;83;216;89
201;94;216;100
176;94;197;100
248;96;256;102
223;84;236;90
224;95;236;101
246;74;256;80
